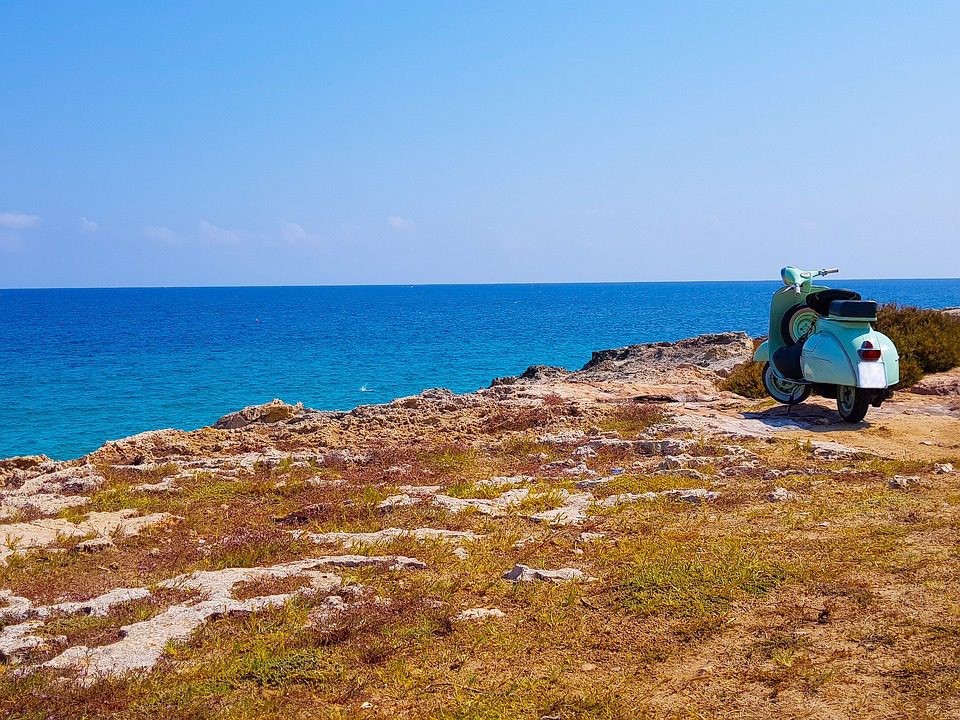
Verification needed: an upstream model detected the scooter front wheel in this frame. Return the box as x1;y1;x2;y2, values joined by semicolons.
763;363;811;405
836;385;869;423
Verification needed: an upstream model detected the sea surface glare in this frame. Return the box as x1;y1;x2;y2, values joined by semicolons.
2;279;957;459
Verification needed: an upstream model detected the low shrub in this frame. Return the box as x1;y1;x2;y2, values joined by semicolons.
599;402;667;436
876;305;960;387
720;360;766;398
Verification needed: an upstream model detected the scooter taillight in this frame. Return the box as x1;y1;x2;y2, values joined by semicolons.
859;340;882;361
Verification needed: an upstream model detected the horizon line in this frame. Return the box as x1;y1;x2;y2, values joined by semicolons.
3;275;959;292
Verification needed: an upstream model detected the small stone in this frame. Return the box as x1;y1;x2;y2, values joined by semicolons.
377;494;420;511
767;487;798;502
562;463;598;478
888;475;920;490
662;488;719;504
453;607;506;622
502;564;595;583
658;454;711;471
578;532;606;542
581;662;597;671
935;463;954;474
529;492;593;526
73;537;115;554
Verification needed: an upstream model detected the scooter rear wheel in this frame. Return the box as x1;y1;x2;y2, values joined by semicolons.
836;385;869;423
763;363;811;405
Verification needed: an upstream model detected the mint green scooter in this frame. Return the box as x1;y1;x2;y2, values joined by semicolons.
753;266;900;423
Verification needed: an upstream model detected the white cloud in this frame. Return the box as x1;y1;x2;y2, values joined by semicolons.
280;220;313;244
79;217;99;234
387;215;416;233
199;220;240;244
144;225;180;244
0;212;41;230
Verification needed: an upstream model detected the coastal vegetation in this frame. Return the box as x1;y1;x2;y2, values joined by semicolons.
875;304;960;387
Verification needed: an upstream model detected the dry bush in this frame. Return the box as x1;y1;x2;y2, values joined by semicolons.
876;304;960;387
481;405;555;432
600;402;667;436
721;360;766;398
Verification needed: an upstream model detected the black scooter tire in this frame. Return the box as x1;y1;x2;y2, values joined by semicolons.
763;363;811;405
837;385;869;423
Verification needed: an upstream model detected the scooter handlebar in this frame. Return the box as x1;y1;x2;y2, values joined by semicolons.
819;267;839;276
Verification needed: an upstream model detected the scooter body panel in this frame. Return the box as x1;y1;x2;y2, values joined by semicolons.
801;320;899;388
800;328;857;386
753;340;768;362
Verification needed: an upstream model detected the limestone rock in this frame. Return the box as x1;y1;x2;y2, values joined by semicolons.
811;441;866;460
433;488;529;517
529;492;594;526
767;487;799;502
0;510;178;564
576;332;753;383
888;475;920;490
909;369;960;396
663;488;719;503
214;399;305;430
598;488;718;507
502;564;594;583
658;454;712;471
0;621;49;663
376;494;419;511
454;607;506;622
74;536;115;553
304;527;479;548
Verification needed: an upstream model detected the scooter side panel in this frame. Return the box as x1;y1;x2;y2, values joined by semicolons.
753;341;769;362
801;330;857;386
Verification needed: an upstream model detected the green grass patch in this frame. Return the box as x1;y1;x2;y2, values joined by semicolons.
617;539;787;617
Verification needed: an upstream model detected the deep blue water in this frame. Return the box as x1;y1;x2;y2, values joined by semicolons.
2;279;957;460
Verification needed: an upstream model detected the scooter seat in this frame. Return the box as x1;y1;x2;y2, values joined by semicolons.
828;300;878;320
806;289;861;315
772;342;805;380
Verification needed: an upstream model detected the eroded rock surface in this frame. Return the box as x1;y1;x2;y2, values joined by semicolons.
0;510;178;564
214;399;306;429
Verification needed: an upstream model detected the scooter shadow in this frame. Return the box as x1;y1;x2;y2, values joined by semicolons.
741;403;870;432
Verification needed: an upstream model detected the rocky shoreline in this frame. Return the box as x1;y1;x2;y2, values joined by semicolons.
2;331;960;718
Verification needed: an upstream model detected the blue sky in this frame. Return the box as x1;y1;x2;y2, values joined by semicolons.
1;1;958;287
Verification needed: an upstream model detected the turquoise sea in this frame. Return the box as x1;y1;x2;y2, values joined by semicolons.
2;279;958;460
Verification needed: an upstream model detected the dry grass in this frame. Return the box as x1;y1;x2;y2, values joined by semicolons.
598;402;666;438
2;403;960;719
